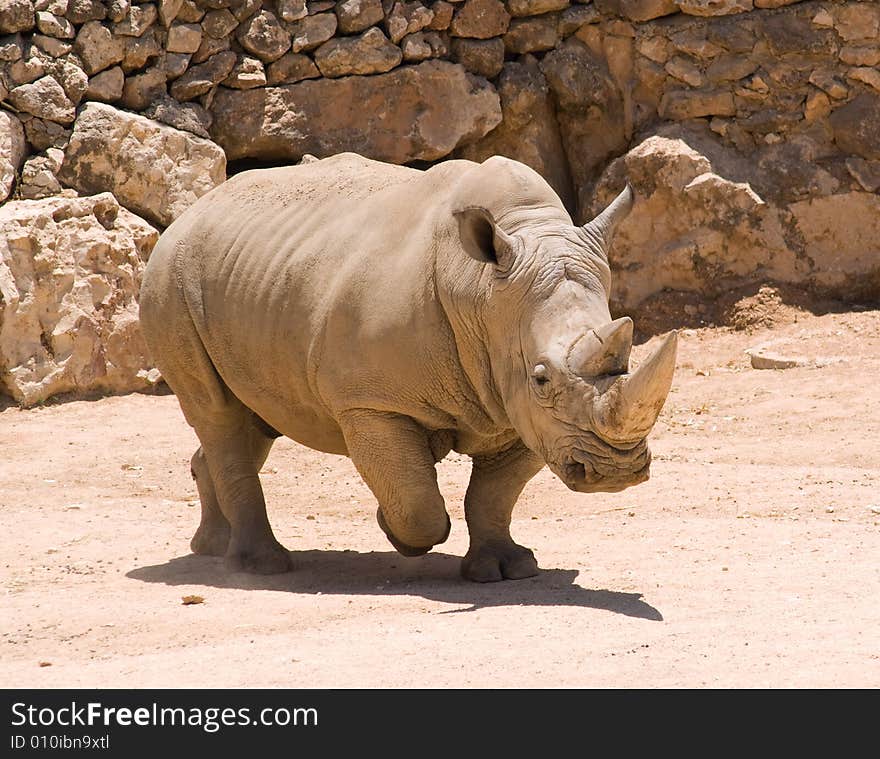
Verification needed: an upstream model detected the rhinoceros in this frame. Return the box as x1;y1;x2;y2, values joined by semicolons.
139;153;677;582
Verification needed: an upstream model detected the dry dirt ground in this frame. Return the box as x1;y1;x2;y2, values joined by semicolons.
2;298;879;688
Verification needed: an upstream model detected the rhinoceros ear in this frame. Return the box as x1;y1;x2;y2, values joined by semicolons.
454;206;519;271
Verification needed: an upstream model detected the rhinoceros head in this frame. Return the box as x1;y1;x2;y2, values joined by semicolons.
454;177;677;494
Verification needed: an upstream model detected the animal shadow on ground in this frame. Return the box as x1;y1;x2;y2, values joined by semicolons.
127;550;662;619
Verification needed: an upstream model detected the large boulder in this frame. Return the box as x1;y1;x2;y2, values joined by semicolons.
591;133;797;310
210;60;501;163
0;193;160;407
591;130;880;309
58;103;226;228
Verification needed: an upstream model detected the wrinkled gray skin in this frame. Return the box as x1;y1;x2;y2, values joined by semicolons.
139;153;677;582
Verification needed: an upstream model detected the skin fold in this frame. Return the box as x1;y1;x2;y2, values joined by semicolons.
139;153;675;582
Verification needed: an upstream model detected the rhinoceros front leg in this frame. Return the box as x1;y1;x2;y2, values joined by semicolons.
462;442;544;582
338;410;451;556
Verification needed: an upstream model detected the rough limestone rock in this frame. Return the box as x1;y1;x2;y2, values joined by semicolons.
1;111;27;202
313;27;403;77
235;9;290;61
0;193;160;407
143;95;213;138
191;32;230;65
120;66;168;110
19;115;71;152
449;0;510;39
591;133;797;310
121;28;162;71
787;192;880;296
8;75;76;123
58;103;226;228
400;30;447;61
617;0;678;22
277;0;308;22
202;8;240;38
288;12;338;53
541;37;627;215
112;3;158;37
36;11;76;40
157;0;185;27
335;0;385;34
66;0;108;25
677;0;754;16
508;0;569;17
456;59;574;210
450;37;505;78
428;0;455;30
385;1;435;44
265;51;320;84
106;0;133;24
74;20;125;75
169;49;237;100
17;147;65;200
211;59;501;163
0;0;35;34
503;15;559;54
85;66;125;102
592;128;880;308
831;2;880;41
829;92;880;161
47;58;90;107
222;54;266;89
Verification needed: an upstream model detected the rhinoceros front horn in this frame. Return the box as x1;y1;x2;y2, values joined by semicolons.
593;331;678;444
581;182;635;250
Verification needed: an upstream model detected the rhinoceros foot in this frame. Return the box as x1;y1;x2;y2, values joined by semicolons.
190;524;231;557
224;539;293;575
376;508;451;557
461;540;539;583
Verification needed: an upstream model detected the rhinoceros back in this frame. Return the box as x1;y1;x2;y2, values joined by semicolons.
141;153;470;452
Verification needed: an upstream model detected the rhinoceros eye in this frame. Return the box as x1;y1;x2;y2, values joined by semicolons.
532;364;551;391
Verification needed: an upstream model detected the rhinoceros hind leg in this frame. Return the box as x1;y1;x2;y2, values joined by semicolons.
461;442;544;583
189;446;231;556
191;410;291;575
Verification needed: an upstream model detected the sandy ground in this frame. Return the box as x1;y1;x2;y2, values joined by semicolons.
2;305;879;689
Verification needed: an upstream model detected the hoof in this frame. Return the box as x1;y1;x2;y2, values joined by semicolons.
190;524;231;557
224;541;293;575
461;541;539;583
376;508;450;557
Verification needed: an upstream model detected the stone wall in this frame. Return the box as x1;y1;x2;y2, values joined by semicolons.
1;0;879;402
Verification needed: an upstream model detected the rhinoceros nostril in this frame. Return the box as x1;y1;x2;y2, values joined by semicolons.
564;459;587;483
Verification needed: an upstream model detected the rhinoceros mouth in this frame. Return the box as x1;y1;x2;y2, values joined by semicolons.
553;434;651;493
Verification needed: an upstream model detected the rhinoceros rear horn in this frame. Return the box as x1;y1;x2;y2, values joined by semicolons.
594;330;678;443
581;182;635;251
